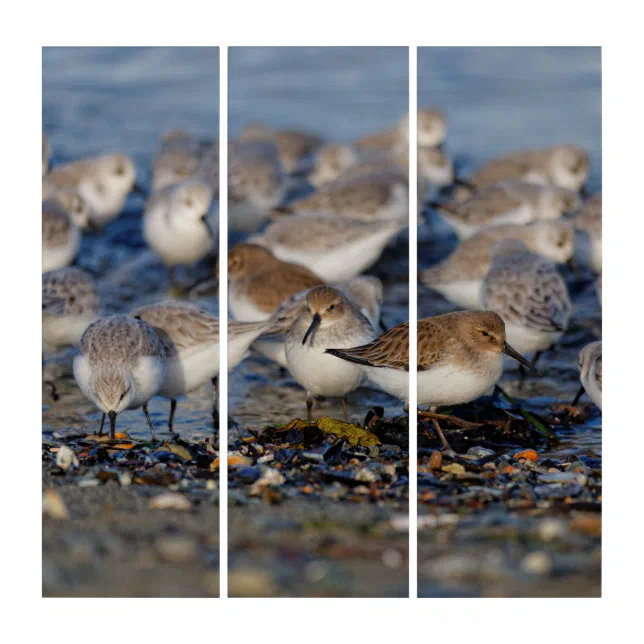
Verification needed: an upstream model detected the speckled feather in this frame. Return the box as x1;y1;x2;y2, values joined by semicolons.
42;267;100;318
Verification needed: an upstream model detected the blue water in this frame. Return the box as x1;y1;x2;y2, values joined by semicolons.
229;47;408;140
418;46;602;190
43;47;219;169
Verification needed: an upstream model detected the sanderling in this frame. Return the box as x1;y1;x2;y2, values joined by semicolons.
43;152;142;227
240;124;323;174
467;144;590;193
42;267;100;353
132;301;273;431
279;170;408;222
434;181;580;239
143;178;216;287
326;311;540;451
418;146;455;187
257;212;407;282
228;243;324;322
573;192;602;274
42;197;88;273
285;286;376;421
309;144;360;187
481;239;572;366
573;340;602;410
229;140;287;232
421;220;575;309
73;315;166;440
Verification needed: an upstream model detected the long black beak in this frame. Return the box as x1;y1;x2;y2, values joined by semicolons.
502;342;542;376
131;183;147;197
572;385;585;406
379;319;388;333
302;313;321;346
108;410;117;440
580;185;590;199
201;213;215;240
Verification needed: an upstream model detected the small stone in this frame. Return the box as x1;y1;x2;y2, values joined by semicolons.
249;467;285;496
521;551;552;576
355;468;379;483
118;472;132;487
56;445;78;471
466;446;495;459
42;490;69;520
429;451;442;470
155;536;196;563
442;463;466;475
382;549;403;569
148;492;192;511
539;518;568;542
257;454;274;464
538;472;587;485
229;568;276;598
206;479;217;491
514;449;538;462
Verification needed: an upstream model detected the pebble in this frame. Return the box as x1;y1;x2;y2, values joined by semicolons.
42;489;69;520
539;518;568;542
521;551;552;576
466;446;496;459
56;445;78;471
228;568;276;597
148;492;192;511
538;471;588;485
155;536;197;563
382;549;404;569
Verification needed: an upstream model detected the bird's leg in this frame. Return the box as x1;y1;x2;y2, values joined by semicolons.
306;393;314;423
572;385;586;406
108;411;117;440
427;406;455;454
212;376;219;431
168;399;177;433
341;396;349;423
45;381;59;402
418;409;482;430
98;413;106;437
143;404;157;441
532;351;543;368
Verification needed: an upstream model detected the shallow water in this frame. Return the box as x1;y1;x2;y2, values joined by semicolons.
42;47;220;442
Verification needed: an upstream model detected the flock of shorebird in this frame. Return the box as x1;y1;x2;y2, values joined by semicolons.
42;107;602;451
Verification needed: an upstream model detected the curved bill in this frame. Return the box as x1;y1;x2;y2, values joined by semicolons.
572;385;586;406
502;342;542;376
201;213;215;240
132;182;147;196
302;313;321;346
108;410;117;440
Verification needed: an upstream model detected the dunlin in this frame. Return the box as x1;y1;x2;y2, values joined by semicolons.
573;340;602;410
143;178;216;287
42;267;100;353
467;144;590;193
43;152;141;228
421;220;575;309
434;181;580;239
285;286;376;421
132;301;274;431
228;243;324;322
73;315;166;440
252;274;385;368
257;213;407;282
481;239;572;365
326;311;540;451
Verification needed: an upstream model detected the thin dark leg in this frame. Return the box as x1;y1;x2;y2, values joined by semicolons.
168;399;177;432
418;410;482;430
341;396;349;423
108;411;117;440
45;381;59;402
306;393;314;423
168;265;179;291
572;385;586;406
532;351;543;368
143;404;157;441
98;413;106;436
428;407;454;453
212;376;219;431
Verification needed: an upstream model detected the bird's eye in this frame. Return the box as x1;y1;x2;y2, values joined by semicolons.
185;198;194;208
481;330;489;337
328;304;335;311
115;165;125;176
